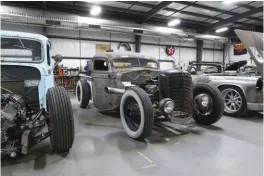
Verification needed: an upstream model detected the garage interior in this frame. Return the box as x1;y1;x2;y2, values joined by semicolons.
1;1;263;176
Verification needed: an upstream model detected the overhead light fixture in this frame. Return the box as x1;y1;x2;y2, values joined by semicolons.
215;27;228;33
90;6;101;16
168;19;181;27
223;0;238;5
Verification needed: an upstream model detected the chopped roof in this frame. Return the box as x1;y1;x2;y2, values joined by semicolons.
94;51;157;60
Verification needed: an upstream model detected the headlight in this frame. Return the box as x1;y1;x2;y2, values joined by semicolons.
200;95;209;107
164;100;175;113
159;98;175;114
24;80;40;87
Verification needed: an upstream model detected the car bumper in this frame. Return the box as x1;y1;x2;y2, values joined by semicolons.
247;103;263;111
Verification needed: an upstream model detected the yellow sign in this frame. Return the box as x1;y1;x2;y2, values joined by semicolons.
96;44;111;53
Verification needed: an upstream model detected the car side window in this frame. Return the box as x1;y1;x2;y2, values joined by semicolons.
47;44;51;66
93;59;109;71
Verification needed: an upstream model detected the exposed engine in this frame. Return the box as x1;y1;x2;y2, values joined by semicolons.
1;94;26;156
133;69;194;120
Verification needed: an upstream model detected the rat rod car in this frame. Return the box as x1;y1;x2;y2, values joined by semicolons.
187;30;263;117
76;52;224;140
1;31;74;158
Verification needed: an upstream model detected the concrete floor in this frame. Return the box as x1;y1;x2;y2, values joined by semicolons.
2;95;263;176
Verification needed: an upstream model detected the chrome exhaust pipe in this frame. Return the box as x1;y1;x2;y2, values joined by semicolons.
105;87;125;94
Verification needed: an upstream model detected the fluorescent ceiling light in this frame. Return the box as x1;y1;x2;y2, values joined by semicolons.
215;27;228;33
168;19;181;27
90;6;101;16
223;0;238;5
78;16;102;25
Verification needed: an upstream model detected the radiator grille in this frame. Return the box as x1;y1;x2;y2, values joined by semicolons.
159;70;193;116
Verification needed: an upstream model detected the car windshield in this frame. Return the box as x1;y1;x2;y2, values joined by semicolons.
113;58;158;69
189;64;221;74
1;37;42;62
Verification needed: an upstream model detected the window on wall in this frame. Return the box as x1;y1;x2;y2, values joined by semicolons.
93;59;108;71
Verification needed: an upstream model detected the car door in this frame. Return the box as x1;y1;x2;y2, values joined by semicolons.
91;58;122;111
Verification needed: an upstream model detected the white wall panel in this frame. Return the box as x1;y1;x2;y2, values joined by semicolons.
111;32;134;42
160;38;181;46
1;23;43;34
47;28;79;37
141;45;160;59
49;38;80;57
61;59;81;68
180;48;196;69
141;36;160;43
80;30;110;40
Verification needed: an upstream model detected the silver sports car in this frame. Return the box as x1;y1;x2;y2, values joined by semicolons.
188;30;263;117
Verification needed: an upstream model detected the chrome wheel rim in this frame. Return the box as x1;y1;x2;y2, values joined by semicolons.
222;88;242;113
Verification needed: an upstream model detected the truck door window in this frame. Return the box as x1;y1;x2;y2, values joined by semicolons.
47;44;51;66
94;59;108;71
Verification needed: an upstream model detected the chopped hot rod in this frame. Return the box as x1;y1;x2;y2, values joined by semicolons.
76;52;224;140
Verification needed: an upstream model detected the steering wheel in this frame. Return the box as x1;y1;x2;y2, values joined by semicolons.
187;66;197;74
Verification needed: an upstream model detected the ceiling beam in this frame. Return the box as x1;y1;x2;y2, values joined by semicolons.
141;1;172;22
120;1;263;27
0;1;201;31
62;1;208;26
235;2;257;10
175;1;263;22
206;6;263;31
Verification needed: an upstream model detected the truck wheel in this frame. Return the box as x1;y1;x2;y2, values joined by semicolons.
120;87;154;141
46;87;75;153
76;78;91;108
193;83;224;125
219;86;247;117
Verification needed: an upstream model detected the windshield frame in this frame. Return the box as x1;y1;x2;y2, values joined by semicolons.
1;36;44;64
188;63;223;74
112;57;159;69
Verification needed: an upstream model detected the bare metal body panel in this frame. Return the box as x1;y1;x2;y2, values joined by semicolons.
90;52;160;111
193;74;262;107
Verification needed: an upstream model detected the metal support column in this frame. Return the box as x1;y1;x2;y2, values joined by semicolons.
135;35;141;53
196;39;204;71
43;27;47;36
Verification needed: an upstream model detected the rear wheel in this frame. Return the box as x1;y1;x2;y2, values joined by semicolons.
120;87;154;141
193;83;224;125
219;86;247;117
46;87;75;153
76;78;91;108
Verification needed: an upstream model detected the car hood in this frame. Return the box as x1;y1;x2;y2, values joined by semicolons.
234;29;263;76
225;60;247;71
118;68;160;82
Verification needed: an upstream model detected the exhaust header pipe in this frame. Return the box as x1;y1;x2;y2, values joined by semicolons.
105;87;125;94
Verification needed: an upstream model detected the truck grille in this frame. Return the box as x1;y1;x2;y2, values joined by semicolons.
159;70;193;116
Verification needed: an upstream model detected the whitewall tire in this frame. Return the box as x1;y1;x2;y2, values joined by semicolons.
76;78;90;108
120;87;154;140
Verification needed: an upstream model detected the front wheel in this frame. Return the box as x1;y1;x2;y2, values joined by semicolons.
46;87;75;153
193;83;224;125
120;87;154;141
219;86;247;117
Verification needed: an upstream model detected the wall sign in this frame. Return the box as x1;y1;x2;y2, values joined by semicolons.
96;44;111;53
233;43;247;55
117;42;131;51
166;46;175;56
